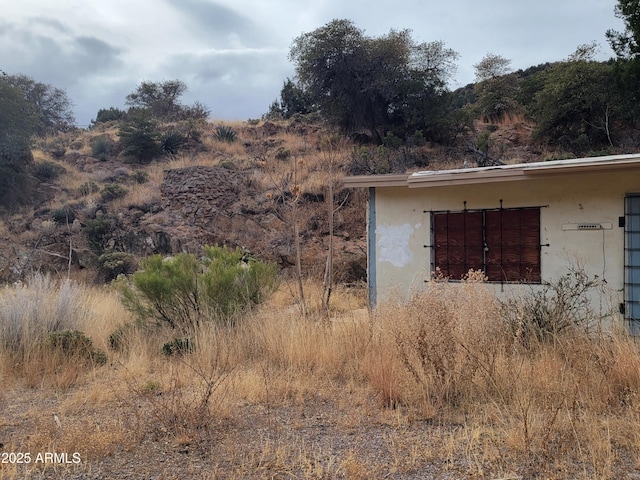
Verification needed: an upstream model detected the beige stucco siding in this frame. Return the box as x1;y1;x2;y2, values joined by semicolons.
372;169;640;309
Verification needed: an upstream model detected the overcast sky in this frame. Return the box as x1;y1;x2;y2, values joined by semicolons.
1;0;625;127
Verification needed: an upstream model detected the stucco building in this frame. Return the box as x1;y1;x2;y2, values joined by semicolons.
344;153;640;332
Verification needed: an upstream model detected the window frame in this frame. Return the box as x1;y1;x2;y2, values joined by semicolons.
431;206;542;284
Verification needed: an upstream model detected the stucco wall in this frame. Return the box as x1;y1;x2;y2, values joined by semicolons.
371;169;640;319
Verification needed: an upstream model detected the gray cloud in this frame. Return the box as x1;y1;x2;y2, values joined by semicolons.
0;18;124;88
164;0;263;47
159;47;292;119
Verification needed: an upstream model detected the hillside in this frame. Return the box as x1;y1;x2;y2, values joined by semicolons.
0;115;564;285
5;117;640;480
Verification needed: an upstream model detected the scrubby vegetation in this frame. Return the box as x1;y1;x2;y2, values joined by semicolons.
117;245;279;332
1;271;640;478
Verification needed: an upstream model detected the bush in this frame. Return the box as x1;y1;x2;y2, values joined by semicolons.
33;160;66;181
118;115;162;164
117;245;279;333
0;274;87;354
500;266;608;345
100;183;128;202
212;125;237;143
388;272;502;408
51;205;75;225
90;135;114;161
160;131;184;156
161;337;195;356
108;321;143;351
97;251;138;282
47;137;67;159
84;217;115;254
92;107;126;125
43;330;107;365
274;147;291;161
79;181;99;196
131;169;149;184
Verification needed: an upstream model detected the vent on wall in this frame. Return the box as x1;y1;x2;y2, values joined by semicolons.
578;223;602;230
562;222;612;231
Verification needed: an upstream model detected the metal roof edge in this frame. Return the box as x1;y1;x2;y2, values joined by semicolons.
342;174;409;188
343;153;640;188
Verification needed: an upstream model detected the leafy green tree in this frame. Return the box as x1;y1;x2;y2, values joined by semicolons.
474;53;512;82
3;74;75;135
267;78;316;119
117;112;162;163
125;80;209;122
523;61;620;152
0;77;37;208
607;0;640;59
471;54;521;123
288;19;458;143
92;107;126;126
118;246;278;332
607;1;640;125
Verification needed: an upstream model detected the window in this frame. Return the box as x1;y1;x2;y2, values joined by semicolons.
432;207;541;283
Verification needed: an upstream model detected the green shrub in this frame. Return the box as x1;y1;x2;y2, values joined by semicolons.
161;337;195;356
93;107;126;125
118;115;162;164
108;321;143;351
83;217;114;253
47;137;67;159
33;161;66;181
275;147;291;161
51;206;75;225
141;380;161;394
219;159;237;170
117;246;279;333
98;251;137;282
161;131;184;156
212;125;237;143
43;330;107;365
131;169;149;184
90;135;114;161
79;181;99;196
100;183;128;202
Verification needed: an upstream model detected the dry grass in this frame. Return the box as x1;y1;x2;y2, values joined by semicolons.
2;274;640;478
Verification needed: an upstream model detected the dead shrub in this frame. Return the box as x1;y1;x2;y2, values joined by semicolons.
378;272;503;409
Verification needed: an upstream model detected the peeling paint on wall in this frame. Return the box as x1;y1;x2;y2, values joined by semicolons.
376;223;414;267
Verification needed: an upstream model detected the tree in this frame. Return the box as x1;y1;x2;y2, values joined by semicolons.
567;42;601;62
0;77;37;208
3;74;75;135
125;79;209;122
472;55;519;123
117;112;162;164
474;53;512;82
607;1;640;125
606;0;640;59
266;78;316;119
92;107;126;126
288;19;459;143
523;61;620;152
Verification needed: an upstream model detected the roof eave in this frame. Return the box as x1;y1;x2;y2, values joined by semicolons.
343;174;409;188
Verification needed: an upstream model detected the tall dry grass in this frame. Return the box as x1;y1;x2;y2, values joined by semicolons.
2;274;640;477
366;274;640;477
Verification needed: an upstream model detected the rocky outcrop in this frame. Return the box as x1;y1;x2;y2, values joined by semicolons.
157;165;366;282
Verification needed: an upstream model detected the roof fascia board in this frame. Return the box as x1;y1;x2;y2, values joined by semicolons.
343;174;409;188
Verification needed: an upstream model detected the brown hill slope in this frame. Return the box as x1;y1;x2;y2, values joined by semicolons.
0;115;561;284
